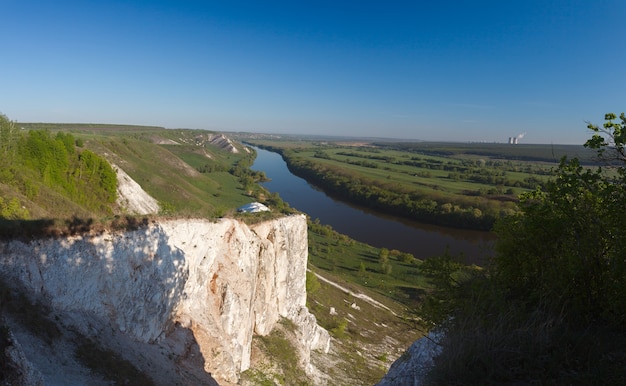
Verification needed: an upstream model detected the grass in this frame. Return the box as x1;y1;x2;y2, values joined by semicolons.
307;220;431;310
303;221;430;385
1;124;262;222
241;138;569;230
305;269;420;385
79;129;258;218
242;318;311;386
379;141;596;164
0;125;469;384
291;145;553;197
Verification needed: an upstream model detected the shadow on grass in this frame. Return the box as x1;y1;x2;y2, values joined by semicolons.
0;215;151;241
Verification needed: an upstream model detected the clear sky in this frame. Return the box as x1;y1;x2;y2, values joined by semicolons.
1;0;625;144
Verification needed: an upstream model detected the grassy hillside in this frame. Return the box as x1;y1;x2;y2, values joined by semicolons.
1;117;272;224
0;117;117;220
1;116;434;384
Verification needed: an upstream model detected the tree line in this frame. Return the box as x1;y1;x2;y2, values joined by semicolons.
258;145;516;230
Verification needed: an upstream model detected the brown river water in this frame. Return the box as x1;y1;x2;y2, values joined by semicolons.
252;147;495;264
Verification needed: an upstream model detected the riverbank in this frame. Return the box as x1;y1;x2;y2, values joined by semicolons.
248;141;556;232
251;146;494;264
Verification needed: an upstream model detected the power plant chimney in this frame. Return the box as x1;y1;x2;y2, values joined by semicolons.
508;132;526;144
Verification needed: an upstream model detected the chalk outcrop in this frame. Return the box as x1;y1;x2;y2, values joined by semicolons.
376;330;443;386
205;134;239;153
113;163;160;215
0;215;329;384
0;327;45;386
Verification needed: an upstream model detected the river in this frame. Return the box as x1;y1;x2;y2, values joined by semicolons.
251;147;495;263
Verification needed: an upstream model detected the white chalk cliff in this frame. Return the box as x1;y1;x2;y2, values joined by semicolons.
113;163;160;215
0;215;330;384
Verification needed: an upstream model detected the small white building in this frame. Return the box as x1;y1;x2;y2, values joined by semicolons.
237;202;270;213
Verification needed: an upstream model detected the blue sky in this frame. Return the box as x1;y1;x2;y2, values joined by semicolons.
1;0;625;144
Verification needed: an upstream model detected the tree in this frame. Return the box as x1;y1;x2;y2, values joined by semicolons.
493;113;626;323
494;159;626;322
494;112;626;324
378;248;389;264
585;112;626;166
358;261;367;276
0;113;17;162
419;113;626;384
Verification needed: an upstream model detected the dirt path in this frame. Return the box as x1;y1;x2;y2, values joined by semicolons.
309;270;398;316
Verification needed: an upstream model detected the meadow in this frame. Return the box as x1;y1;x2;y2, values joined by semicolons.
242;137;593;230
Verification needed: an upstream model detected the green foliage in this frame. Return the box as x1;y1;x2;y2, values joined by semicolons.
256;325;309;385
400;252;416;264
421;113;626;384
0;197;30;219
248;142;549;230
494;112;626;325
494;156;626;324
307;219;430;309
0;113;18;163
305;271;321;294
417;250;481;329
329;317;349;339
585;112;626;165
77;149;118;205
380;261;393;275
358;261;367;276
3;126;118;216
264;192;296;214
378;247;389;263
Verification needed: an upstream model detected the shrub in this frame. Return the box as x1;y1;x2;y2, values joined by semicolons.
305;271;321;294
420;113;626;384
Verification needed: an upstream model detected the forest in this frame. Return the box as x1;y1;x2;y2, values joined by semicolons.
0;115;117;219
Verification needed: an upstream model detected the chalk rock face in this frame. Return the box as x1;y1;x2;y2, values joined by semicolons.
376;331;443;386
0;215;329;384
1;327;45;386
113;164;160;214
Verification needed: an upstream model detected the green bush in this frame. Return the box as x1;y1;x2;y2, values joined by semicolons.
420;113;626;384
305;271;321;294
494;157;626;324
6;127;118;215
0;197;30;219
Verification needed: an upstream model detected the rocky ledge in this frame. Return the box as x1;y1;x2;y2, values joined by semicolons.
0;215;329;384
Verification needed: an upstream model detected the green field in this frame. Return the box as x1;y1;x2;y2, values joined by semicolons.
241;136;593;230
